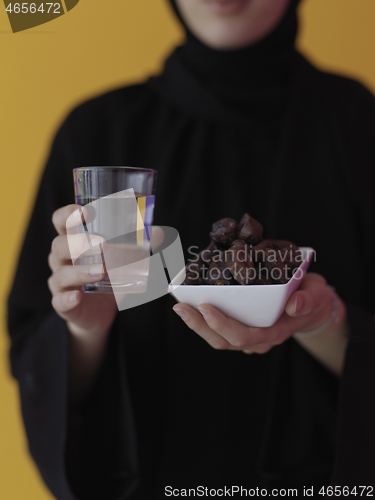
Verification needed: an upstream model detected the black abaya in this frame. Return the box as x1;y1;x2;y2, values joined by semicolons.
7;2;375;499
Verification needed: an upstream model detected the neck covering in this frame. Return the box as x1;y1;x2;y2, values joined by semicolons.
166;0;302;121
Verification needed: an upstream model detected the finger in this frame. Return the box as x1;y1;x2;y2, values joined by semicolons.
197;302;329;349
48;251;60;273
285;274;331;317
301;273;327;285
243;344;274;355
51;290;83;317
173;304;234;350
196;304;270;349
48;263;106;295
196;294;336;350
52;233;105;264
262;307;332;342
52;205;87;236
150;226;165;251
331;295;347;326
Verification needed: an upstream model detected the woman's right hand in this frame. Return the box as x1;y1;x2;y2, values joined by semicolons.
48;204;118;402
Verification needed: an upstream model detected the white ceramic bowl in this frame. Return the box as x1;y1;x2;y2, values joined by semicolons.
169;247;314;328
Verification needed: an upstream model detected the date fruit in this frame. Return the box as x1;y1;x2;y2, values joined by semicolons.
183;214;301;286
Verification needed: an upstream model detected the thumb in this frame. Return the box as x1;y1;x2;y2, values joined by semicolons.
150;226;165;251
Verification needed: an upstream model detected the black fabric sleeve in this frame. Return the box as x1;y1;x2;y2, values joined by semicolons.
332;304;375;487
7;113;139;500
330;82;375;487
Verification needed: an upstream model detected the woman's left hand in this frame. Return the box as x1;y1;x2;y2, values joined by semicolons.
173;273;348;374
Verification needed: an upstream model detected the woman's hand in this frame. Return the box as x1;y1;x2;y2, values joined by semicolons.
49;204;118;402
173;273;349;376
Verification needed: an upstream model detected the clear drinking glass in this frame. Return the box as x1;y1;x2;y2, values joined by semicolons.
72;166;157;293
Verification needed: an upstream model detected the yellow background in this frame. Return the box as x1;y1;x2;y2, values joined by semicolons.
1;1;375;498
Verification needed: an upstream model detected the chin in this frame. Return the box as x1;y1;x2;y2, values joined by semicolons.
197;23;261;50
176;0;290;51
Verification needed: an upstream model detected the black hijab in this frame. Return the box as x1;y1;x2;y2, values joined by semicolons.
162;0;302;123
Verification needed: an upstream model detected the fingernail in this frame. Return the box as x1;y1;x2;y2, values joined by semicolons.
198;306;209;317
173;307;188;321
73;209;82;219
294;296;303;314
69;292;77;304
89;264;104;277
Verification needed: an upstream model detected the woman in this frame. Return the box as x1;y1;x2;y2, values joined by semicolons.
8;0;375;498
